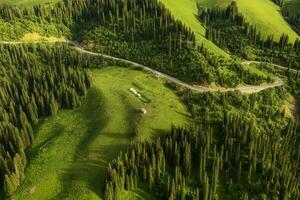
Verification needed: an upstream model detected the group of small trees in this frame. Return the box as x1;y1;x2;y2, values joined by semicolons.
0;43;92;196
272;0;285;7
103;111;299;199
282;9;300;35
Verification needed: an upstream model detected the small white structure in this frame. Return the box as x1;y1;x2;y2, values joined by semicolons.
130;87;137;94
140;108;147;114
28;186;37;195
129;88;142;99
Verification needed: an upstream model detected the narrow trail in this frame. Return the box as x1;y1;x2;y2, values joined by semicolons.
1;40;287;93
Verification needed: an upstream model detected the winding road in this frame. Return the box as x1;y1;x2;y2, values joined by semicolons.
241;61;298;73
68;41;285;93
1;40;287;94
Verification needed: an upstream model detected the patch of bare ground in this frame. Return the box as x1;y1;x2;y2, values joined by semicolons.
293;99;300;117
21;32;65;42
284;95;300;117
28;186;36;196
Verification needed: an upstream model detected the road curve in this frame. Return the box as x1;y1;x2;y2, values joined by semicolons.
0;40;285;93
68;41;285;93
241;60;298;73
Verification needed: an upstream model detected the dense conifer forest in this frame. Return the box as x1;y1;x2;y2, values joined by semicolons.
104;115;299;200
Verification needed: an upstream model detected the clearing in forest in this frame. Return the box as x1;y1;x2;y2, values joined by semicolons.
20;33;65;42
13;66;189;200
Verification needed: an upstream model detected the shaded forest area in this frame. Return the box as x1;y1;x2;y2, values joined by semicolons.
273;0;300;35
282;10;300;36
104;114;299;200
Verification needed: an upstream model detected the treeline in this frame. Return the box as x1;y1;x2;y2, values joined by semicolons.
103;112;299;199
271;0;284;7
282;10;300;35
286;70;300;114
0;43;92;196
200;2;300;68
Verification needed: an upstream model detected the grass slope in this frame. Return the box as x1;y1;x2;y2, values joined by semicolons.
159;0;229;57
198;0;299;42
120;189;156;200
13;66;189;200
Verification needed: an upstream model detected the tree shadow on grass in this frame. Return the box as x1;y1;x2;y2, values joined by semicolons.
119;93;141;137
293;98;300;117
149;128;169;140
27;123;65;161
52;87;140;199
52;87;110;199
174;110;191;119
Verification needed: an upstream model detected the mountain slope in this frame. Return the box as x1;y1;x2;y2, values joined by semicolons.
159;0;229;57
198;0;300;43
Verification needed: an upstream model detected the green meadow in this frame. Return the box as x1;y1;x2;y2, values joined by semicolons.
13;66;189;200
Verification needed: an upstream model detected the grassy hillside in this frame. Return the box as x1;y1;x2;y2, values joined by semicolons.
0;0;58;5
159;0;229;57
198;0;299;42
13;66;189;200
